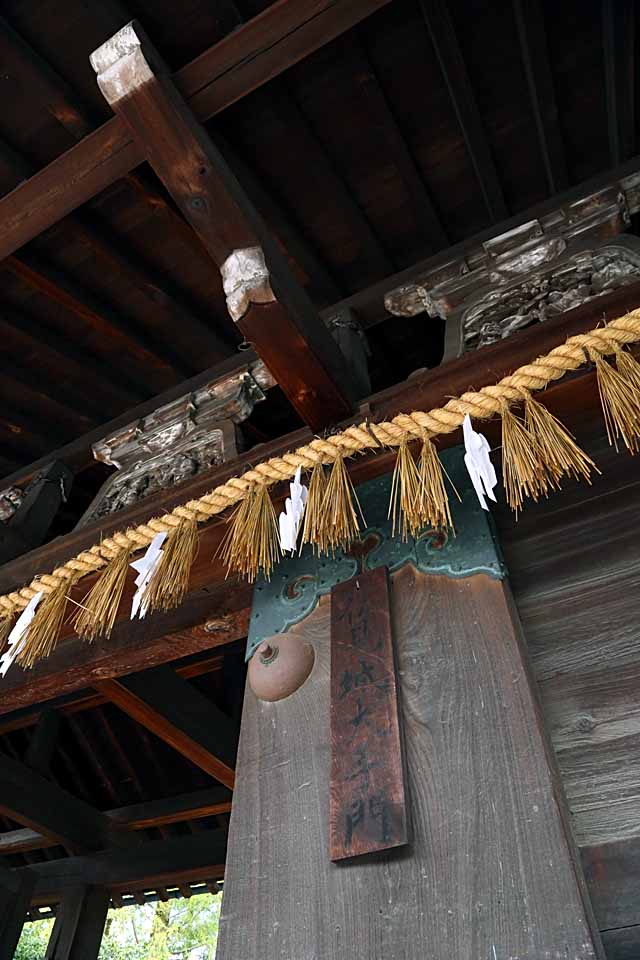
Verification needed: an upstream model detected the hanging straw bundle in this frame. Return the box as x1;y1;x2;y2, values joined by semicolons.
74;545;133;642
144;516;199;611
500;404;549;515
388;438;421;541
413;434;457;532
524;395;597;487
218;484;279;582
321;452;363;553
0;612;13;652
595;350;640;453
16;575;79;669
300;460;329;555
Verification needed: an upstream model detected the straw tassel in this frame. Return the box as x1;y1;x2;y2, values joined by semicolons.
0;613;13;652
219;485;279;582
301;461;329;555
73;546;133;642
389;438;421;541
321;452;363;553
16;576;79;669
524;395;597;487
144;516;199;612
414;434;456;531
594;351;640;453
501;404;549;515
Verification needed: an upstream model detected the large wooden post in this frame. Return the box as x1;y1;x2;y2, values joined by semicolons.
44;885;110;960
217;455;605;960
0;864;34;960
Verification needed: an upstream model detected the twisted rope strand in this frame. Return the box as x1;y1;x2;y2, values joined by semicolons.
1;309;639;620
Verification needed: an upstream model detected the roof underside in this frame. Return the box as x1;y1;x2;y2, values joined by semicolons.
0;0;634;496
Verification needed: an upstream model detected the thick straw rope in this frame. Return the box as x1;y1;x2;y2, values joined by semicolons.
2;309;639;619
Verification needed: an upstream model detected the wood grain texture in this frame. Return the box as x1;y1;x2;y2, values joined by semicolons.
329;566;407;860
216;567;603;959
495;418;640;852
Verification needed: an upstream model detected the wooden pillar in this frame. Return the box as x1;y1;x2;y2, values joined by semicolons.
217;456;605;960
0;866;35;960
44;885;109;960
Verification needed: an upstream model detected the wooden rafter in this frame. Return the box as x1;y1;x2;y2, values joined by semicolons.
602;0;635;166
95;665;237;789
512;0;568;194
0;0;392;261
418;0;508;222
91;21;355;431
0;752;133;853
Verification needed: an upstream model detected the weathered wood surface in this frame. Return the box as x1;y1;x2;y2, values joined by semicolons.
217;567;602;960
495;418;640;852
329;566;406;860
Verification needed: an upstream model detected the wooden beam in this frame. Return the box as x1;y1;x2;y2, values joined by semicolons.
0;753;131;853
602;0;635;166
0;784;231;857
1;280;639;716
95;665;237;788
418;0;508;222
512;0;568;193
44;885;110;960
0;0;392;260
91;21;355;432
23;828;227;901
0;461;73;564
25;709;61;779
0;869;35;960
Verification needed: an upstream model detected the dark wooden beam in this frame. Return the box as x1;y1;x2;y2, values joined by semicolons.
418;0;508;222
0;0;392;260
513;0;568;193
96;665;237;788
24;828;227;901
602;0;636;166
0;781;230;857
0;281;639;717
0;753;131;853
25;709;62;779
44;885;110;960
0;117;231;369
91;21;355;432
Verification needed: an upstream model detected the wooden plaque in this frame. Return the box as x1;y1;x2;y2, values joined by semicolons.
329;566;407;860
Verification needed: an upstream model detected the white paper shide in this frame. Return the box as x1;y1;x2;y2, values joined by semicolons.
278;467;308;553
463;414;497;511
130;531;167;620
0;591;44;678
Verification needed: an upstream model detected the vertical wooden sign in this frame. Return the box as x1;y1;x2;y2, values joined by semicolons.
329;565;407;860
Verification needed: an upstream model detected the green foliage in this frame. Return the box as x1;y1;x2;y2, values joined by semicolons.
15;892;221;960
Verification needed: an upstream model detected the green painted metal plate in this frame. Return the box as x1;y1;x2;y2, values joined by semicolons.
246;444;505;659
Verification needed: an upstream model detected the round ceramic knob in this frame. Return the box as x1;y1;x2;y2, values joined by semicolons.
248;634;315;702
